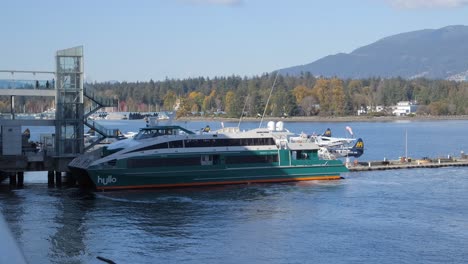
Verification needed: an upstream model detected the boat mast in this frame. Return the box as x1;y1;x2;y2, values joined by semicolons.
237;95;249;129
405;128;408;161
259;71;280;128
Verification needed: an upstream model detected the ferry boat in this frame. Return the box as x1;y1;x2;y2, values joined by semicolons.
68;121;348;190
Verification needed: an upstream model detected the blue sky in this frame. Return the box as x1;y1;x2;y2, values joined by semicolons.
1;0;468;82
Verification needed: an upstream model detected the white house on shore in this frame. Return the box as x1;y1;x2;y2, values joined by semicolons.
392;101;418;116
357;105;385;116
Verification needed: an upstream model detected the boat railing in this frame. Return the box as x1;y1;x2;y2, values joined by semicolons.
85;120;120;138
215;127;240;133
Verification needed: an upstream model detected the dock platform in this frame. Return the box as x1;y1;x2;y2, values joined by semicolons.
348;158;468;171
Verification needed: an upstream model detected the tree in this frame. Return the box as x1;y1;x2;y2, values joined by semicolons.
348;79;363;93
224;91;241;117
292;85;312;104
176;97;191;118
330;78;345;115
249;91;264;117
428;101;449;115
163;90;177;111
202;90;216;112
271;89;296;117
181;91;204;114
298;96;319;116
312;78;331;115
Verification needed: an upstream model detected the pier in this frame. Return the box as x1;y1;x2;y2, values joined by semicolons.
348;156;468;172
0;46;118;188
1;47;467;188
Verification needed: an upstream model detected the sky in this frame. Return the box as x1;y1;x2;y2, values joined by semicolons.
1;0;468;82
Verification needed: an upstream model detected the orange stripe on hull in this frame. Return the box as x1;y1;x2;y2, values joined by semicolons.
97;175;342;190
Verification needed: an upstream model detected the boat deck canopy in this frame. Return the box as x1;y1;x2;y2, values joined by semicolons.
287;142;319;150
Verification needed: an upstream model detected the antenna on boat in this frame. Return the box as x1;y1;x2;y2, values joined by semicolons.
237;95;249;129
259;71;280;128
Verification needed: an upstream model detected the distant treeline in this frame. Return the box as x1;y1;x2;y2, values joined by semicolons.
2;73;467;117
89;74;468;117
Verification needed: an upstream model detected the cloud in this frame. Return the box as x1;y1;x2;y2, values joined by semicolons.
387;0;468;8
180;0;243;6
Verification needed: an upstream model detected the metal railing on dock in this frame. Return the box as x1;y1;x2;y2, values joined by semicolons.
82;85;119;150
83;85;118;109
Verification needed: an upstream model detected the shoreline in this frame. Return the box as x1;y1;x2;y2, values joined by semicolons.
175;115;468;123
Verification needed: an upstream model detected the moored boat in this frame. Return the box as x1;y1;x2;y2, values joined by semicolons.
69;121;348;190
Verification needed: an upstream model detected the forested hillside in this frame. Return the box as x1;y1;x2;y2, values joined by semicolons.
1;74;466;118
86;74;468;118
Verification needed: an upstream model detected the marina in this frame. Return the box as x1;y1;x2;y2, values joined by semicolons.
1;107;464;190
2;47;353;191
1;110;467;263
0;47;466;191
2;2;468;263
1;161;467;264
1;120;468;189
3;154;468;188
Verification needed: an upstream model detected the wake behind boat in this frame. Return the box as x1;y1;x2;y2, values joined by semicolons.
69;121;348;190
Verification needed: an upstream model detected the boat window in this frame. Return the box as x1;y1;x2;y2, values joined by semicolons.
211;139;226;147
183;138;275;148
128;157;200;168
131;142;169;152
201;155;213;165
165;129;175;135
240;138;252;146
134;130;159;140
134;128;177;139
225;154;278;164
213;155;220;165
295;150;310;160
130;136;273;153
185;139;218;148
240;138;275;146
168;140;184;148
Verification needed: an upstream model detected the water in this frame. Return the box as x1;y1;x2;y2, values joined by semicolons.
3;120;468;263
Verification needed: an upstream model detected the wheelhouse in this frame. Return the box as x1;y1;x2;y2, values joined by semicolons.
134;125;195;140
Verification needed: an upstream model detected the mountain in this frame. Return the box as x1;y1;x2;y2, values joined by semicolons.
279;25;468;80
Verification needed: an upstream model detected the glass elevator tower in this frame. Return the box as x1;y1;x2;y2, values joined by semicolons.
55;46;84;157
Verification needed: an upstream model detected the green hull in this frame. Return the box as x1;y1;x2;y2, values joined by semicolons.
88;161;348;190
72;143;350;190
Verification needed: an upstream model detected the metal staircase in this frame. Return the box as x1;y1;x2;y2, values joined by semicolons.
83;85;120;150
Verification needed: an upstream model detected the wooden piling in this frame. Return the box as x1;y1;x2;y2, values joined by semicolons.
9;173;16;186
47;171;55;187
17;172;24;187
55;171;62;187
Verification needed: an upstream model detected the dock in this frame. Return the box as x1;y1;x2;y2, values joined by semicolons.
0;46;118;188
348;157;468;171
